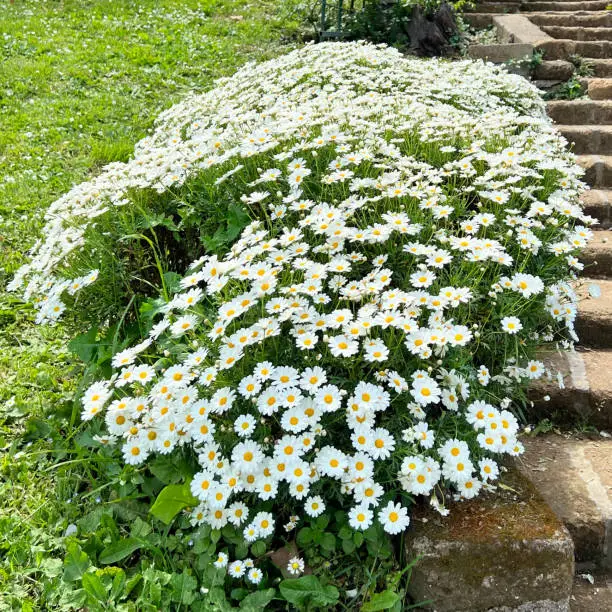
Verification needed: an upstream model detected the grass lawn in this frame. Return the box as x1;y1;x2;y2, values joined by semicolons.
0;1;299;606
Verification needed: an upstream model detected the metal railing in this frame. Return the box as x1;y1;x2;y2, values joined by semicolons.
319;0;368;39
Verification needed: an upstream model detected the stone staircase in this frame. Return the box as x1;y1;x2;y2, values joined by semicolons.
405;4;612;610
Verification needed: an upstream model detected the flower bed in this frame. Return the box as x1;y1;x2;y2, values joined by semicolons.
11;41;592;599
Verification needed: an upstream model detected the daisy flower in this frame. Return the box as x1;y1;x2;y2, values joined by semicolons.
287;557;305;576
501;316;522;334
378;501;410;534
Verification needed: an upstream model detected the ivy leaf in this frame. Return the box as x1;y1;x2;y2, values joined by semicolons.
99;537;143;564
150;482;198;525
362;590;401;611
279;576;339;607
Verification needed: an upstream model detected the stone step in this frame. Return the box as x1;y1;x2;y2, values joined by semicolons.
406;468;574;611
517;433;612;570
558;125;612;155
531;349;612;429
463;13;494;28
582;78;612;101
534;38;612;61
590;59;612;78
523;1;612;11
577;155;612;189
581;229;612;277
570;574;612;611
468;1;521;13
542;26;612;41
581;190;612;228
548;40;612;60
574;40;612;59
527;11;612;28
547;100;612;125
575;277;612;349
534;59;574;81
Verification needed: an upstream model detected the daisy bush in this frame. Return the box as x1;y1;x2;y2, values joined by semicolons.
11;42;592;598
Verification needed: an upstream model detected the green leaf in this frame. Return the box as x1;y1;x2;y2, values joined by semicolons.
130;517;152;538
23;416;52;441
315;515;330;530
99;537;143;564
110;569;127;599
68;325;99;363
279;576;339;607
82;572;108;602
170;572;197;605
251;540;266;557
63;543;90;582
226;203;250;240
362;590;401;612
149;482;198;525
78;506;110;532
240;588;276;610
341;538;356;554
320;532;336;552
163;271;182;294
124;573;142;597
296;526;312;546
149;455;184;484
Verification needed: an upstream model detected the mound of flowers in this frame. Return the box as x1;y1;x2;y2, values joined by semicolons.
12;42;592;587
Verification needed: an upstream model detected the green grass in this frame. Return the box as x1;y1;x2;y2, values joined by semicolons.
0;1;299;606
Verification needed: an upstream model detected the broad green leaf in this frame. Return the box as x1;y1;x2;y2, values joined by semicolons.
362;590;401;612
240;588;276;610
320;532;336;552
99;537;143;564
82;572;108;602
110;569;127;599
296;526;312;546
63;543;90;582
170;572;197;605
68;325;99;363
149;482;198;525
342;538;356;554
279;576;339;607
226;203;250;240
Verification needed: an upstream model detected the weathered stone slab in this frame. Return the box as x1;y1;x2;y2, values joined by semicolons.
530;349;612;430
577;155;612;189
469;43;534;62
533;60;574;81
585;78;612;101
535;38;576;60
528;12;612;29
494;14;553;45
518;434;612;570
557;125;612;155
581;229;612;277
547;101;612;126
581;189;612;228
570;574;612;611
590;59;612;78
406;469;574;611
575;277;612;348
